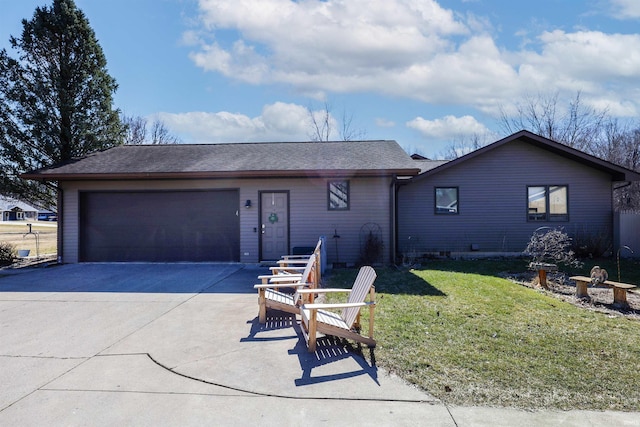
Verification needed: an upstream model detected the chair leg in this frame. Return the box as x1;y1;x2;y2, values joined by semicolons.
368;304;375;341
258;289;266;323
308;311;317;352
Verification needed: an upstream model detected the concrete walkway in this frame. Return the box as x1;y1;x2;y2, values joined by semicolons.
0;263;638;426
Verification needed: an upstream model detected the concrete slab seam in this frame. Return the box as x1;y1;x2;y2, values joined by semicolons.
0;356;89;413
143;352;437;405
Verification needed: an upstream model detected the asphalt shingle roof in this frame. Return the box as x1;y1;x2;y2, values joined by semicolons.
23;140;421;180
0;196;38;212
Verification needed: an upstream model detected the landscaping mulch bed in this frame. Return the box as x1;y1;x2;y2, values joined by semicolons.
500;270;640;320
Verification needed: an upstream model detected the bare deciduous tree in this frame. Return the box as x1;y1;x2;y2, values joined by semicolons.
499;91;608;152
594;122;640;210
121;114;181;145
339;108;367;141
307;102;366;141
308;102;333;142
438;133;490;160
150;120;181;144
122;115;147;145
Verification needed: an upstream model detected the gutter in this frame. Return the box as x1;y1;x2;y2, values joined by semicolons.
20;168;421;182
613;181;632;191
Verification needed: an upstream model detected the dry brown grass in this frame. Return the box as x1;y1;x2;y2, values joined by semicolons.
0;222;57;256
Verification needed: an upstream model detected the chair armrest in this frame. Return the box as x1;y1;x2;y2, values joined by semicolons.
302;301;374;310
277;259;309;265
270;266;305;272
281;254;311;260
296;288;351;294
254;282;310;289
257;273;303;281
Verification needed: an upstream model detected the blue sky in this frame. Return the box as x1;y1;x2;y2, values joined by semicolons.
1;0;640;157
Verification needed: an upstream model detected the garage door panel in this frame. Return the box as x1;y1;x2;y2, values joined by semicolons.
80;191;239;262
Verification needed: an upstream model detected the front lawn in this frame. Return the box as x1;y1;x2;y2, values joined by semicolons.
326;259;640;411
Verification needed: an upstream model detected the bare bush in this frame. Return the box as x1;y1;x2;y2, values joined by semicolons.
524;227;583;269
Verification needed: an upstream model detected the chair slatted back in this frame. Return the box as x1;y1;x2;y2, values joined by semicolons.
301;253;316;286
342;266;377;328
312;238;322;285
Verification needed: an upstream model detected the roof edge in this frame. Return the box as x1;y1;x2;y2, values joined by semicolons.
21;168;421;182
410;130;640;182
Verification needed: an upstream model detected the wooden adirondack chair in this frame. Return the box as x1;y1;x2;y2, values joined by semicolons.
273;238;323;286
299;265;377;352
254;254;317;324
279;238;322;264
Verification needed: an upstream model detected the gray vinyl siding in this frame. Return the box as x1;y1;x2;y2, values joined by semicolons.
398;139;614;255
59;176;393;264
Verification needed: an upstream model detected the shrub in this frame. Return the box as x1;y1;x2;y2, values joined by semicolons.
359;230;383;265
524;227;583;269
0;241;16;266
573;228;611;258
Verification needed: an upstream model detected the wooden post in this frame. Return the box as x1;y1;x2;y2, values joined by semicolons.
612;287;628;308
538;269;548;289
530;262;556;290
308;310;317;352
258;289;266;323
575;280;589;299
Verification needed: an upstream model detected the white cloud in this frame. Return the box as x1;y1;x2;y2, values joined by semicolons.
155;102;315;143
526;30;640;81
185;0;640;122
190;0;471;87
609;0;640;19
154;102;357;143
513;30;640;117
406;115;491;139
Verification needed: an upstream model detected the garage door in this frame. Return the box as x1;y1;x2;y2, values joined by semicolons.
79;190;240;262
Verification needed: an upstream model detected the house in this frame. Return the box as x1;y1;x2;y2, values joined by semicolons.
397;130;640;258
21;131;640;265
0;196;38;222
21;140;420;264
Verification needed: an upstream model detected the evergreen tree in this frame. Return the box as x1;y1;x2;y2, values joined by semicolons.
0;0;124;210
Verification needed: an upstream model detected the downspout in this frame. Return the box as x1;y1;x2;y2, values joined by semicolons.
57;184;63;264
613;181;633;207
390;175;397;265
389;175;398;265
612;181;632;254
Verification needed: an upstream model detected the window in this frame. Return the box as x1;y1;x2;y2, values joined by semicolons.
328;180;349;210
435;187;458;214
528;185;568;221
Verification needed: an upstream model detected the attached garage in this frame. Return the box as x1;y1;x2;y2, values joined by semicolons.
21;141;421;264
79;190;240;262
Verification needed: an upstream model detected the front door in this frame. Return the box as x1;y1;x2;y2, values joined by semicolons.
260;191;289;260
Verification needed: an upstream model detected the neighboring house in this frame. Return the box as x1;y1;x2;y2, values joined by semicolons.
22;140;420;264
397;130;640;258
21;131;640;265
0;197;38;222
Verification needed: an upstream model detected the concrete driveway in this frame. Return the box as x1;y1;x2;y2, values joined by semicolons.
1;263;638;426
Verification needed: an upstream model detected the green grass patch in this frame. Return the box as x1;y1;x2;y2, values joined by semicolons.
326;262;640;411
